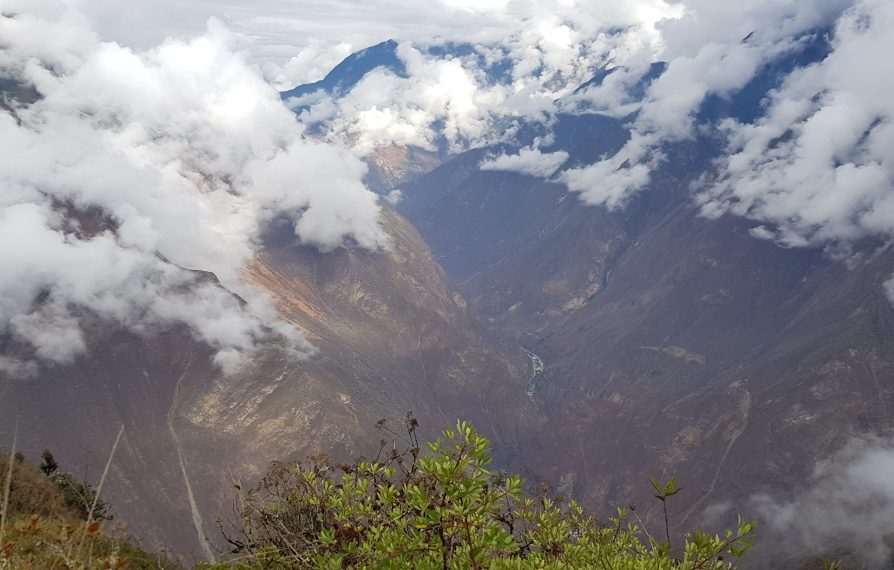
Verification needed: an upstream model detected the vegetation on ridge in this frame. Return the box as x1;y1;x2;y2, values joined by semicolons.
0;419;764;569
206;419;755;569
0;447;165;570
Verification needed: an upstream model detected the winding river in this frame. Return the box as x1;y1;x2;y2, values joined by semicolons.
523;349;544;397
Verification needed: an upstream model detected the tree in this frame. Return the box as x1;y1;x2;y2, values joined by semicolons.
39;449;58;476
36;449;110;521
50;471;111;521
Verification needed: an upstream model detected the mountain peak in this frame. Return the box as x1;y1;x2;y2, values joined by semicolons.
280;39;405;103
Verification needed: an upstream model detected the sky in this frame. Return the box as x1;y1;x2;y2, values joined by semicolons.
61;0;682;87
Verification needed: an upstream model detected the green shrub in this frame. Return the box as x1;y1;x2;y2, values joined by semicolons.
208;420;754;569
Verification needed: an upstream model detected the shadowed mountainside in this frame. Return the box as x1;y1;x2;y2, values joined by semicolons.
0;203;536;563
397;111;894;561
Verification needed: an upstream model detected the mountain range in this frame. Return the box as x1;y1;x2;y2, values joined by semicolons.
2;19;893;567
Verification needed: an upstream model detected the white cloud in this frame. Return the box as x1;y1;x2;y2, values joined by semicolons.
6;0;893;367
61;0;682;66
699;0;894;249
749;225;776;240
293;21;667;154
0;202;312;373
754;436;894;566
0;5;384;373
561;0;851;209
559;59;660;118
264;38;354;90
561;131;656;209
320;43;493;153
42;0;689;158
550;0;894;304
0;357;38;378
480;145;569;178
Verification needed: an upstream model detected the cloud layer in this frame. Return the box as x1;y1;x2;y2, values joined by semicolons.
62;0;681;84
0;3;386;373
269;0;891;266
480;145;568;178
282;2;681;153
561;0;852;208
699;0;894;249
754;436;894;566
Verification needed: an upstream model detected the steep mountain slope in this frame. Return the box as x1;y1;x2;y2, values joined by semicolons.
0;203;536;562
532;199;894;523
397;111;894;554
364;144;446;194
399;114;631;340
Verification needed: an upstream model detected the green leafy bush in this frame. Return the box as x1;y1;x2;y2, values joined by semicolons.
208;420;754;569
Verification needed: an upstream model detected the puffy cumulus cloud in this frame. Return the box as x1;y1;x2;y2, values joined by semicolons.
59;0;685;157
480;145;568;178
285;2;682;154
561;0;851;209
318;44;497;154
0;0;99;73
245;141;385;250
0;202;313;373
698;0;894;249
558;59;660;119
753;436;894;566
308;44;491;153
0;5;385;373
289;31;610;153
555;0;894;306
562;132;655;208
263;39;354;91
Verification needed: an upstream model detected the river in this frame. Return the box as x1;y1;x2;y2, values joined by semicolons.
523;349;544;397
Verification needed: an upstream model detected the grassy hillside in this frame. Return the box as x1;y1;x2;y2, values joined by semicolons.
0;450;168;570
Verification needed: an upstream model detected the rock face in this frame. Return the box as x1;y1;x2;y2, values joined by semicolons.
0;204;535;562
364;145;445;194
398;112;894;540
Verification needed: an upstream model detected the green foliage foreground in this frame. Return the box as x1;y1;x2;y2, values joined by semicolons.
208;420;754;569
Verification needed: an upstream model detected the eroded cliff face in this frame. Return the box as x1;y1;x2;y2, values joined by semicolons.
0;204;536;562
363;145;445;194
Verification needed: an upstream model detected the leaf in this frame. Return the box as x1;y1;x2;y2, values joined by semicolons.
649;477;663;497
664;477;680;497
